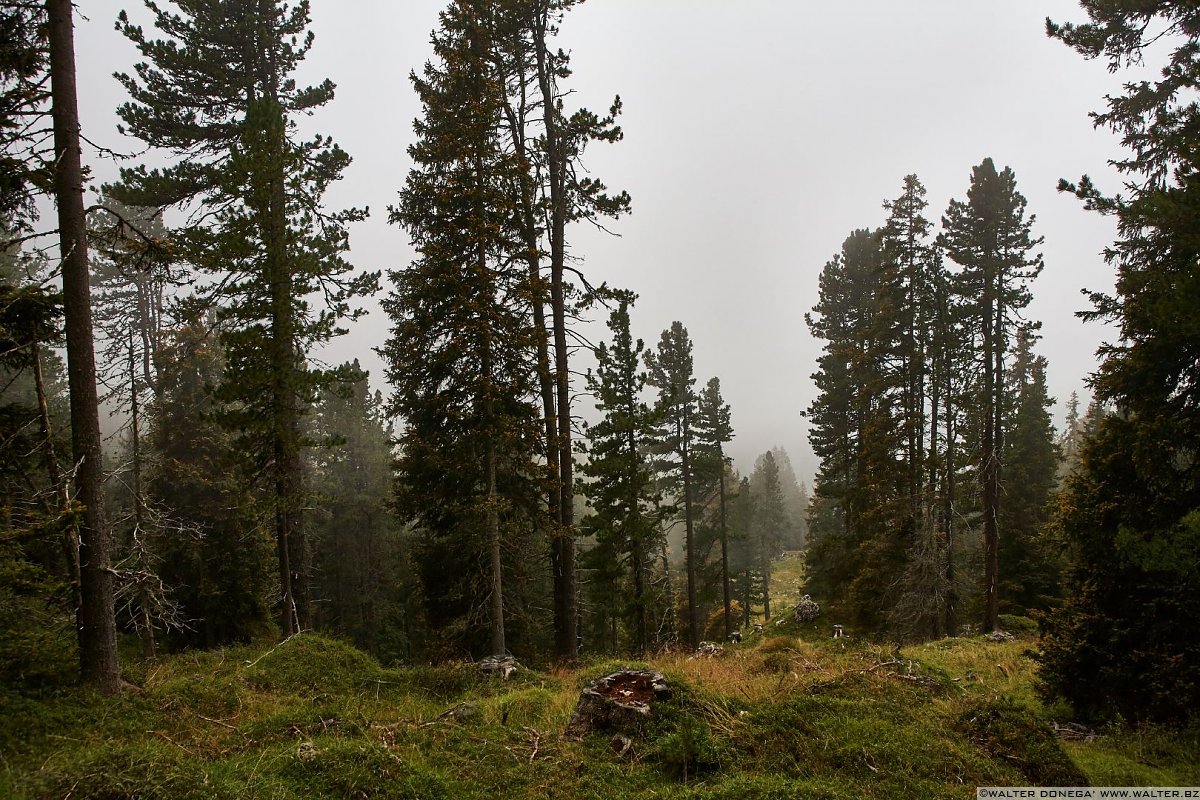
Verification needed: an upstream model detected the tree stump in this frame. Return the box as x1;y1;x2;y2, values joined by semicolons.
563;670;671;739
477;655;520;679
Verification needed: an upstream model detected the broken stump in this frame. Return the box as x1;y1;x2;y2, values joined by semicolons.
477;655;520;679
563;670;671;739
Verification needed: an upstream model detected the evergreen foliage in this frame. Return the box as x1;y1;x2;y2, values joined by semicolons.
806;170;1055;639
1040;3;1200;723
148;318;273;647
692;377;735;638
309;366;417;663
578;297;666;654
113;0;378;637
382;1;546;659
645;321;701;648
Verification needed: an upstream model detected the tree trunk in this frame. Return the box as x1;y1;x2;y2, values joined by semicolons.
487;440;505;657
33;341;79;605
268;124;302;638
129;336;156;661
47;0;120;694
718;463;731;639
534;10;576;660
981;275;1001;633
680;421;698;649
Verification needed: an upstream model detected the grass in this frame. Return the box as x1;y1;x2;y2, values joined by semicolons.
2;558;1195;799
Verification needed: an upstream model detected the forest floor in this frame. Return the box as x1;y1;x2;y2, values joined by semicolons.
3;560;1197;799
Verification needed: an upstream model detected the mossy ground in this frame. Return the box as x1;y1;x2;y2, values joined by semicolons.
3;567;1196;798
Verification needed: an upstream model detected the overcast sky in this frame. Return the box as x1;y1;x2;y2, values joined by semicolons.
73;1;1130;484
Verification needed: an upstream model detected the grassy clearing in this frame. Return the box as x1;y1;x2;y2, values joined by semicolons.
2;560;1194;798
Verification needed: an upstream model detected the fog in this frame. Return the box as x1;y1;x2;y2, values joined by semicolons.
73;1;1129;483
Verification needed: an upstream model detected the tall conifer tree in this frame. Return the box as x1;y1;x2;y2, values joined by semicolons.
693;377;735;638
1039;4;1200;721
579;297;664;654
645;321;700;647
939;158;1043;633
113;0;377;637
382;1;544;659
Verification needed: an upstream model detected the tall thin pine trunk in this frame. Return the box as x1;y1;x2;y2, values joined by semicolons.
47;0;120;693
534;9;576;659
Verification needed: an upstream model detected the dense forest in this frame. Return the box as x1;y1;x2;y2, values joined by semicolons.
1;0;1197;739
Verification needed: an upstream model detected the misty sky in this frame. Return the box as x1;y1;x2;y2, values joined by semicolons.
71;1;1131;484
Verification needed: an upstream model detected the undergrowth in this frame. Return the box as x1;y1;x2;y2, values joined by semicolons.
2;618;1194;798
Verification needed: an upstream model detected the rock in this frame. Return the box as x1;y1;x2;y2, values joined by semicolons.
297;741;319;761
793;595;821;623
985;630;1015;642
478;655;520;679
753;623;764;634
563;670;671;739
729;630;742;643
692;641;724;658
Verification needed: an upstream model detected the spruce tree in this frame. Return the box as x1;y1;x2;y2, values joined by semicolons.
579;297;664;654
113;0;377;637
693;377;734;638
998;327;1061;615
1038;4;1200;722
148;317;273;648
751;450;787;620
645;321;701;647
805;228;907;630
382;1;544;659
309;365;415;661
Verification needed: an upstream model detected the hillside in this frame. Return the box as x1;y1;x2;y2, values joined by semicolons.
4;590;1197;799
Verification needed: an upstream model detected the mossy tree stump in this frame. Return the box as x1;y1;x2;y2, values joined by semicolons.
564;670;671;739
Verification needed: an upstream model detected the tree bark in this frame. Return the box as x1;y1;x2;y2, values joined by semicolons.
47;0;120;693
680;416;698;648
534;8;576;659
981;273;1000;634
718;460;731;639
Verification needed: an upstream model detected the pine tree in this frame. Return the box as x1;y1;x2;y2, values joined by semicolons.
524;0;630;659
880;175;940;537
309;365;415;661
805;228;907;630
1037;5;1200;722
113;0;377;638
382;1;544;659
579;296;664;654
692;377;734;638
751;450;787;620
48;0;120;692
998;327;1061;615
939;157;1044;633
148;317;272;648
645;321;701;647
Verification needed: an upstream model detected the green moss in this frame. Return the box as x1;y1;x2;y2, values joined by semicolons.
282;737;449;799
956;699;1089;786
32;740;237;800
997;614;1039;637
243;634;384;694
